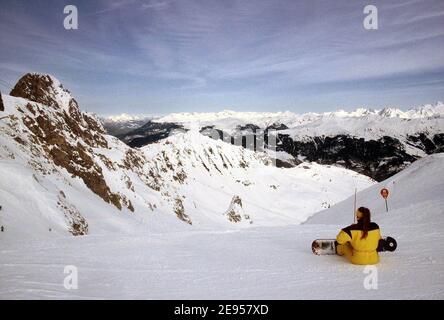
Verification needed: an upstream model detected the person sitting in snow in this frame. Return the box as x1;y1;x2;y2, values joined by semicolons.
336;207;382;265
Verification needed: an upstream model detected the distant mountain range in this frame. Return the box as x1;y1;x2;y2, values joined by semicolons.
104;103;444;181
101;114;155;136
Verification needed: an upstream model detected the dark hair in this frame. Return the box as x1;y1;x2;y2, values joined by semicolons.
357;207;371;239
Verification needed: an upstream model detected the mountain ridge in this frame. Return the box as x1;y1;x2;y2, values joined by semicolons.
0;73;374;238
113;102;444;181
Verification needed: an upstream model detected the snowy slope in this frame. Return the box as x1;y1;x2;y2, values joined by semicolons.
307;153;444;227
1;154;442;299
141;131;374;227
0;74;443;299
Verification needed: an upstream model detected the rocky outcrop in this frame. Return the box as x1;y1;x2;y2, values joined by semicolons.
266;123;288;131
406;133;444;154
174;198;192;225
57;191;88;236
224;195;253;224
7;74;133;212
1;73;220;233
11;74;76;112
275;133;444;181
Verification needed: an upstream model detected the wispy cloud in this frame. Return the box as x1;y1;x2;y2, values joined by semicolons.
0;0;443;114
141;0;175;11
89;0;137;16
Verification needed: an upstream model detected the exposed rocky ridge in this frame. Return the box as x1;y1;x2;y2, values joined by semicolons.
406;133;444;154
275;134;418;181
9;74;127;211
57;191;89;236
224;195;252;224
11;74;77;114
0;73;203;234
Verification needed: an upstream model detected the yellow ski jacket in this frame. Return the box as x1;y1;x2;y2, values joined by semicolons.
336;222;382;265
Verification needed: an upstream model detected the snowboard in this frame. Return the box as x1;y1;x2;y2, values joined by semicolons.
311;237;397;255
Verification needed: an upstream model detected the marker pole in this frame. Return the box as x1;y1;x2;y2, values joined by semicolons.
353;188;357;223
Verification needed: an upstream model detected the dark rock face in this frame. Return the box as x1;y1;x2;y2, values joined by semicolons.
237;124;260;131
406;133;444;154
202;124;443;181
276;134;418;181
275;158;301;168
266;123;289;131
119;121;186;148
0;91;4;111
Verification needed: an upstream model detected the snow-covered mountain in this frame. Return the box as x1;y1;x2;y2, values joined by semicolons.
0;73;374;238
101;113;155;136
117;105;444;181
152;104;444;134
1;73;443;299
106;113;151;123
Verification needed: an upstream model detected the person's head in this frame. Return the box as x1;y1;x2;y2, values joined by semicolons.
356;207;371;239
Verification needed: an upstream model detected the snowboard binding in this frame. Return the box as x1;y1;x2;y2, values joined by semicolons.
378;236;397;252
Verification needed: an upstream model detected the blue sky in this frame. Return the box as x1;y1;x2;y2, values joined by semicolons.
0;0;443;116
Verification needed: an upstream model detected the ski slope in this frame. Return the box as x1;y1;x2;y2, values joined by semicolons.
1;154;443;299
